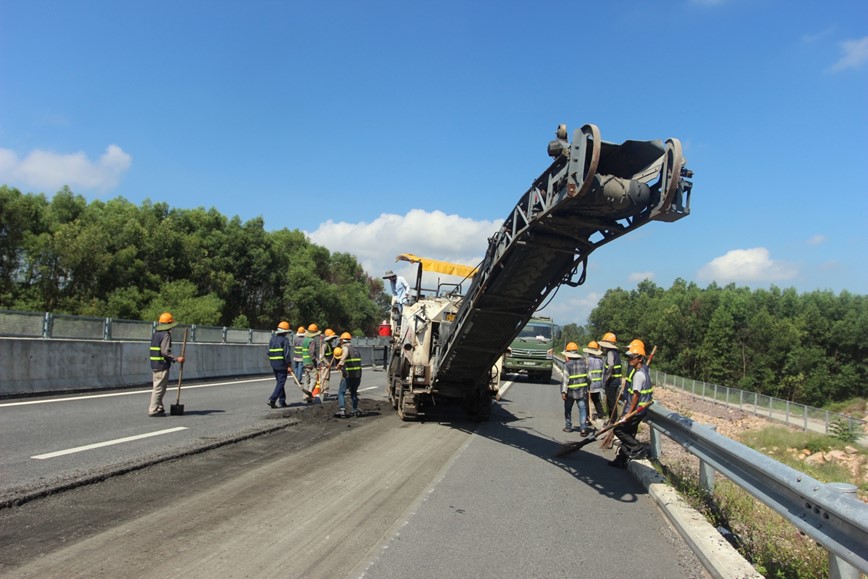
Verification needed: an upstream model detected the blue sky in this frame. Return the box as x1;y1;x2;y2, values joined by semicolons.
2;0;866;327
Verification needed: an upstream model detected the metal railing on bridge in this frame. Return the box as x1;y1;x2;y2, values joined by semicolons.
651;369;867;442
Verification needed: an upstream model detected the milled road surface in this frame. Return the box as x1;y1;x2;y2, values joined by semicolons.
0;384;707;578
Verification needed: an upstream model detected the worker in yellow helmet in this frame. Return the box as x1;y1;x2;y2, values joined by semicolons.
301;324;322;403
560;342;591;436
583;340;605;426
334;332;363;418
266;321;292;408
609;339;653;469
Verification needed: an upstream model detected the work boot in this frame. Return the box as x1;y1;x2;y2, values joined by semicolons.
266;399;276;409
607;455;628;469
334;409;347;418
277;401;288;408
580;429;589;437
352;410;361;417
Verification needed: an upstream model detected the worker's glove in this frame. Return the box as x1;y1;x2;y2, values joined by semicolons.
561;393;567;401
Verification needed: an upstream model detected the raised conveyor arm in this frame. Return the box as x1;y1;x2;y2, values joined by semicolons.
433;124;693;388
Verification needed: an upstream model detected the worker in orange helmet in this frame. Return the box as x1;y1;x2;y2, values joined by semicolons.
148;312;185;417
598;332;622;424
266;321;293;408
609;339;653;469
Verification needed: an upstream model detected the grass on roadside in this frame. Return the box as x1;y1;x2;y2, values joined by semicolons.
660;459;828;579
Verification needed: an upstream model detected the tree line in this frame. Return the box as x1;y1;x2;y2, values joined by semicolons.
557;279;866;407
0;186;387;334
4;186;865;406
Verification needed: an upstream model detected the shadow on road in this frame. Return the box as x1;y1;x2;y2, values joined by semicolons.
434;399;644;503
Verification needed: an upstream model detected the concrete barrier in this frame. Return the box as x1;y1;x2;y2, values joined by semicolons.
0;338;392;397
0;338;271;397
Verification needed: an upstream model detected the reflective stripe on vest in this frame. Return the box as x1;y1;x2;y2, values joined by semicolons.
637;366;653;408
344;346;362;377
565;359;588;389
268;347;284;361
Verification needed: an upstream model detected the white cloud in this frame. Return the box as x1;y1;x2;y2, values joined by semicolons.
807;234;826;246
307;209;501;284
0;144;131;193
628;271;654;283
829;36;868;72
697;247;798;283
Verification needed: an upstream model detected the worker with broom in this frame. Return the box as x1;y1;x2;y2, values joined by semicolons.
266;321;293;408
148;312;185;417
608;339;653;469
598;332;622;425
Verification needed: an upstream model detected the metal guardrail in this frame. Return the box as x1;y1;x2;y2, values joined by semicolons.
552;356;867;576
0;310;273;344
648;404;868;577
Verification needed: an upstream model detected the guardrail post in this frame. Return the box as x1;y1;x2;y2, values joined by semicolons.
786;400;791;426
803;405;808;432
699;425;718;494
650;425;662;459
248;328;253;344
43;312;51;338
827;483;860;579
105;317;111;340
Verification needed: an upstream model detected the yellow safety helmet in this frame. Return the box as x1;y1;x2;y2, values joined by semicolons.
277;321;290;331
159;312;175;324
332;346;343;359
625;340;646;358
307;323;318;332
340;332;352;340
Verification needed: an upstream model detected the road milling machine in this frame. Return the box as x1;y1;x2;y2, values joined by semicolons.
386;123;693;420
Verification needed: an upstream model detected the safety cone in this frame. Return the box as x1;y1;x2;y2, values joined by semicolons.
311;382;321;402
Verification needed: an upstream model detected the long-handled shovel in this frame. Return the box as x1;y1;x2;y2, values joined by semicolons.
288;364;313;400
554;402;654;457
170;328;188;416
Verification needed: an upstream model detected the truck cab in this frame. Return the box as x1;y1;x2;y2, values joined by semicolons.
502;316;558;383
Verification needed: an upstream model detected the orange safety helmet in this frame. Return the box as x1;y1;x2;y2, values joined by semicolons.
277;321;290;331
625;340;646;358
601;332;617;344
297;326;306;334
565;342;579;352
340;332;352;340
587;340;600;350
159;312;175;324
324;328;336;337
307;323;319;332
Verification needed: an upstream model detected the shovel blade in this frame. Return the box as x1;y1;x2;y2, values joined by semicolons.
170;404;185;416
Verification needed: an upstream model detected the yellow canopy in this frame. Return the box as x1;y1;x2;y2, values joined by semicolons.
396;253;477;278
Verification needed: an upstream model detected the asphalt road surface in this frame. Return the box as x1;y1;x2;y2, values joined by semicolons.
0;371;706;578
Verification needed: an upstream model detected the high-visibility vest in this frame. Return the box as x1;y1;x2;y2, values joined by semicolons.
588;356;604;390
267;334;290;370
606;350;622;383
343;345;362;378
149;330;172;371
565;358;589;391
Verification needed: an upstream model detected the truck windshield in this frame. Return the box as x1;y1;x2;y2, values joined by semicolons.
517;324;552;340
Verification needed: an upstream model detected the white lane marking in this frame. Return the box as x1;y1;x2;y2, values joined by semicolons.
31;427;189;459
0;377;271;407
359;386;379;392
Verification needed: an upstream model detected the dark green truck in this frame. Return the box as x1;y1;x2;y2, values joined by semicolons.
502;316;558;383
